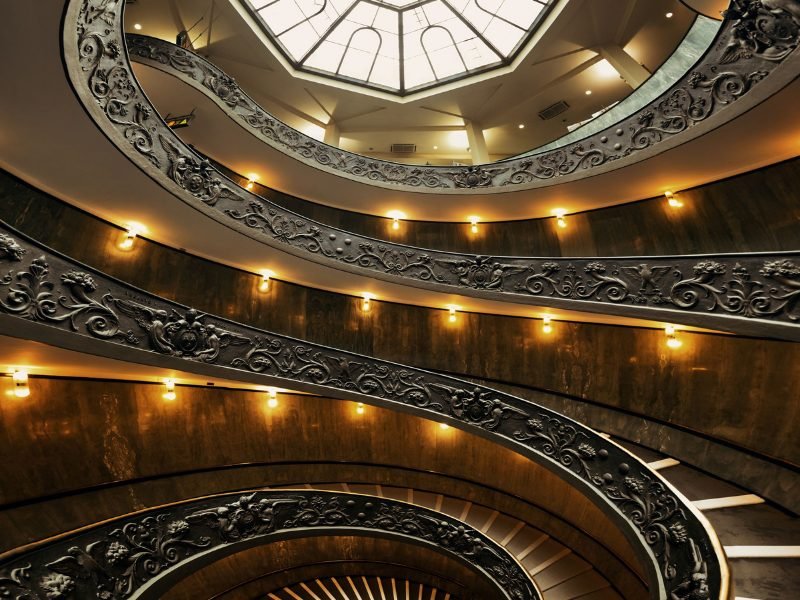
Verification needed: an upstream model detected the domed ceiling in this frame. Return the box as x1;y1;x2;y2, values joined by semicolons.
244;0;555;94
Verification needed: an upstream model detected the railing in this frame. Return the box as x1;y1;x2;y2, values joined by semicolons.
0;223;728;600
121;2;799;193
62;0;800;341
0;490;537;599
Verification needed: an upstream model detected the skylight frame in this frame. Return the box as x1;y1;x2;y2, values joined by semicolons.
242;0;556;96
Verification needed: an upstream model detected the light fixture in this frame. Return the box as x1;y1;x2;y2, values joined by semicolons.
542;316;553;334
266;387;279;408
259;270;274;292
447;305;458;323
361;292;374;312
439;423;450;430
433;145;438;150
245;173;259;190
552;208;568;229
12;369;30;398
163;379;176;401
356;402;365;415
133;23;142;30
585;89;592;95
518;123;525;129
468;216;480;234
665;191;683;208
387;210;406;231
665;325;682;349
666;12;673;18
118;223;144;251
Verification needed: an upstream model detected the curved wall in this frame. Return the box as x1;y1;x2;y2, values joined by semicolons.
220;157;800;257
1;170;797;512
0;380;646;599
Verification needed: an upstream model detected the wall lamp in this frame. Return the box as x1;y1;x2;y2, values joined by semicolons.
447;305;459;323
163;379;176;401
361;292;374;312
665;324;682;349
259;270;274;293
468;216;480;234
12;369;30;398
245;173;259;190
356;402;365;415
387;210;406;231
552;208;568;229
119;223;145;251
665;191;683;208
266;387;279;408
542;316;553;334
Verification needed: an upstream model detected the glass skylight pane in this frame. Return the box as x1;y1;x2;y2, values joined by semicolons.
373;8;399;35
497;0;543;29
339;47;375;79
428;46;467;78
258;1;305;36
369;55;400;89
423;1;454;26
280;22;320;57
244;0;554;93
304;41;346;72
404;54;436;88
483;18;524;54
459;38;497;69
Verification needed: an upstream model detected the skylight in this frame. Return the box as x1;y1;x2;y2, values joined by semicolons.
244;0;554;94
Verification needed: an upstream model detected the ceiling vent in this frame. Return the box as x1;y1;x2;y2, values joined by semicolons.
538;100;570;120
391;143;416;154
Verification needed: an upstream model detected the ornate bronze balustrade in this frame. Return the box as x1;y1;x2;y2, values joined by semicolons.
0;224;727;600
0;490;538;599
123;0;800;193
63;0;800;340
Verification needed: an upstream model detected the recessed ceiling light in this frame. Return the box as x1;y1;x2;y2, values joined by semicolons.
585;89;592;95
665;12;673;18
133;23;142;30
518;124;525;129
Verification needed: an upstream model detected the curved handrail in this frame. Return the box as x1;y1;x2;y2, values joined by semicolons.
0;224;728;600
63;0;800;341
121;1;800;193
0;490;537;599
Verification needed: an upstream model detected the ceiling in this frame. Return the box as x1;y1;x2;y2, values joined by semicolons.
124;0;696;163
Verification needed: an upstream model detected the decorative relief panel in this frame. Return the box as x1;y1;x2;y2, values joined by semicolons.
0;225;726;599
0;491;538;600
64;0;800;340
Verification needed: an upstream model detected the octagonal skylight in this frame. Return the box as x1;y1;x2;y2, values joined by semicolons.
244;0;555;95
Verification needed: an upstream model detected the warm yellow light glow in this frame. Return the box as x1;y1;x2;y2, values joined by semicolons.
245;173;259;191
447;305;458;323
593;59;619;79
12;369;30;398
585;89;592;95
259;270;274;292
542;316;553;334
665;325;682;349
387;210;406;230
361;292;374;312
266;387;278;408
666;12;674;18
163;379;176;401
518;123;525;129
119;223;145;251
468;216;480;234
665;191;683;208
133;23;142;30
356;402;365;415
439;423;450;430
433;145;438;150
552;208;568;229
